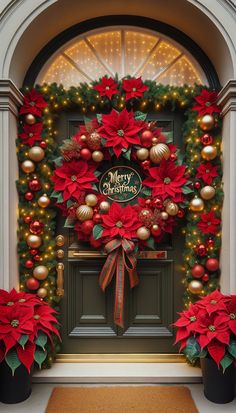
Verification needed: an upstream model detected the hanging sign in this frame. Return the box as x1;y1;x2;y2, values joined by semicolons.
99;166;142;202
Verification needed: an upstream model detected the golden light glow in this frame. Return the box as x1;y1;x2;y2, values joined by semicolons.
39;28;206;88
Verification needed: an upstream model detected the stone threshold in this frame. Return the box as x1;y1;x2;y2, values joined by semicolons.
33;362;202;384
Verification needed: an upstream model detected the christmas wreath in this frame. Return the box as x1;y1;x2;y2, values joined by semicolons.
51;78;192;327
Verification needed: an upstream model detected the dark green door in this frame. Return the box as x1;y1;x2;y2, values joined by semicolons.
57;111;185;353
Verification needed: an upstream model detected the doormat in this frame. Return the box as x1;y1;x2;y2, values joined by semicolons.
45;386;199;413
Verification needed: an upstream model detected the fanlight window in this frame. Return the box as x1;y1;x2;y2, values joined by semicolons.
37;27;207;88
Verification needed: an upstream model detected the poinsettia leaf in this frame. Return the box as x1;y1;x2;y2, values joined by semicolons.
220;354;233;373
94;170;102;177
56;192;64;204
199;348;207;358
50;190;61;199
101;138;107;145
134;111;147;121
97;114;102;124
145;237;155;250
5;349;21;376
228;339;236;358
163;131;173;143
18;334;29;349
141;186;151;196
93;224;103;240
34;348;47;369
182;186;194;195
53;157;63;167
84;116;92;126
185;337;201;362
35;332;47;351
64;217;75;228
123;147;131;160
67;199;74;208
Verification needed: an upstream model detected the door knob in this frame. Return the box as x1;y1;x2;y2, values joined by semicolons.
56;262;64;297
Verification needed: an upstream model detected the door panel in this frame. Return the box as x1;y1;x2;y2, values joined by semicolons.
57;111;185;354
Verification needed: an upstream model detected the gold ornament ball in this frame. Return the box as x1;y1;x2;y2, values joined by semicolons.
92;150;104;162
160;211;169;220
152;137;159;145
136;148;149;161
150;143;170;164
76;205;93;221
38;194;50;208
188;280;203;295
37;288;48;299
80;134;87;142
199;114;215;131
201;145;217;161
33;265;49;280
165;201;179;216
28;146;45;162
25;113;36;125
136;226;151;241
99;201;110;213
21;160;35;174
200;185;216;200
26;234;42;248
85;194;98;207
189;196;204;212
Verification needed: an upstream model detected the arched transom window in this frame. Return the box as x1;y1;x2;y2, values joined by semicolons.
37;27;207;88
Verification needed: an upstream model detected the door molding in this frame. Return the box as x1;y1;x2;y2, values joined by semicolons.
56;353;185;363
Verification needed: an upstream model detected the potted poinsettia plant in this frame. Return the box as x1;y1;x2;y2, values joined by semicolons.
0;288;60;404
174;290;236;404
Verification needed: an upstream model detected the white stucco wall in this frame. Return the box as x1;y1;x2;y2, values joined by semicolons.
0;0;235;293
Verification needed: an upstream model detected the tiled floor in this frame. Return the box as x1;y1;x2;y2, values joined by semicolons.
0;383;236;413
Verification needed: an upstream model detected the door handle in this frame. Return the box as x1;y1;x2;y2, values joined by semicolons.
56;262;65;297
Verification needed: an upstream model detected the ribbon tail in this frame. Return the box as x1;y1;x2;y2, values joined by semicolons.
99;249;118;291
123;249;139;289
114;251;125;328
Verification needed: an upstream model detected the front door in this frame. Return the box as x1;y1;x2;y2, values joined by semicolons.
57;111;185;354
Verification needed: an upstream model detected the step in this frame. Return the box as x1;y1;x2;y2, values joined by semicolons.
33;362;202;384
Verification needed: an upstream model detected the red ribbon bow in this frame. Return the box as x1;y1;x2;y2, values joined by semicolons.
99;238;139;327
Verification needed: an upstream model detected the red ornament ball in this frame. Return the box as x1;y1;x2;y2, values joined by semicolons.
207;238;214;249
30;220;44;235
139;209;153;226
93;213;102;223
205;258;219;272
39;141;47;149
141;160;151;170
24;216;32;224
30;249;38;256
80;148;92;160
28;178;41;192
81;220;94;235
200;134;213;146
145;199;152;207
170;153;177;161
177;209;185;218
191;264;205;278
152;198;163;209
33;255;41;262
24;192;34;201
194;181;201;190
202;273;209;282
24;260;34;269
196;244;207;257
140;130;153;148
151;224;162;237
26;277;40;290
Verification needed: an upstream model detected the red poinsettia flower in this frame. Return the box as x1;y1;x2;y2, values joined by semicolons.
174;305;202;350
122;77;148;100
0;288;39;307
32;305;60;342
0;305;34;353
196;162;218;185
51;160;98;202
20;89;47;117
101;203;141;240
94;77;119;100
196;290;230;315
197;211;221;235
225;296;236;335
19;123;43;147
192;89;221;116
98;109;144;157
143;160;186;201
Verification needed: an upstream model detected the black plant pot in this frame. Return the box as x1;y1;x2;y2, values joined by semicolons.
0;361;32;404
200;357;235;404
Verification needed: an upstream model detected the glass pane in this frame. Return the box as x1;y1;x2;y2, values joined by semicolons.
157;55;202;86
42;55;85;88
88;30;122;75
125;30;158;75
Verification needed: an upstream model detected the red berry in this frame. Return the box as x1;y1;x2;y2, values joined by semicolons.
170;153;177;161
24;216;32;224
24;192;33;201
141;160;151;170
40;141;47;149
194;181;201;189
145;199;152;207
177;209;185;218
24;260;34;269
33;255;41;261
30;249;38;256
80;148;92;160
93;213;102;223
202;273;209;282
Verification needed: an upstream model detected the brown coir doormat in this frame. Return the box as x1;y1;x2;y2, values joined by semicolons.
45;386;199;413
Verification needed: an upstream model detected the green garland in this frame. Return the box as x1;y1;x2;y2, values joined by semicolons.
17;79;222;365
